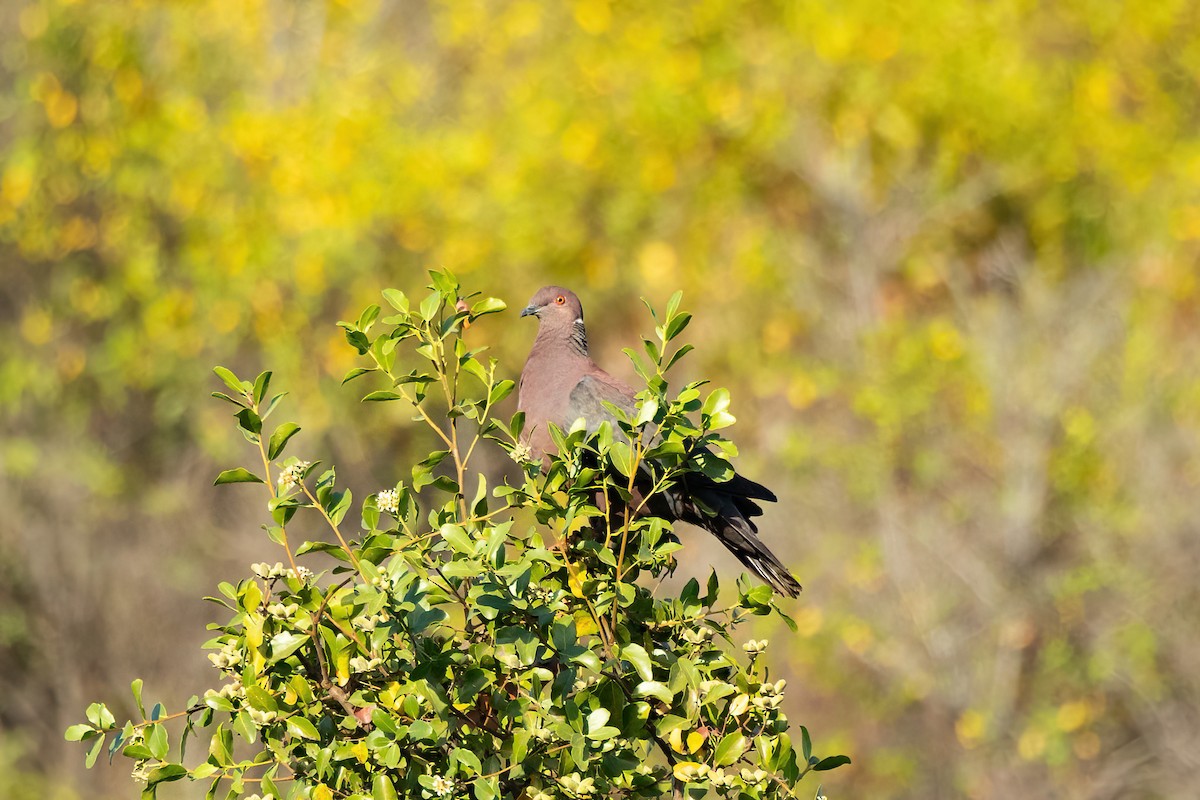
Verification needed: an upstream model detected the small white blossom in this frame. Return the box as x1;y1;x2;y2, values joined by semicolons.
742;638;768;655
247;707;277;727
559;773;596;796
208;641;243;670
377;488;400;514
430;774;455;797
510;442;533;464
130;762;151;783
530;791;554;800
278;461;311;490
349;655;382;673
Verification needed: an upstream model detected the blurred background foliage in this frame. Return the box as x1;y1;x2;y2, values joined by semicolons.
2;0;1200;797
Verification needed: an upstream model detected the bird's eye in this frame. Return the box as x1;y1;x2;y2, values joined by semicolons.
555;295;566;305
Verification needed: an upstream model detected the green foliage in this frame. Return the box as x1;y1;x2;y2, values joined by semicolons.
67;273;846;798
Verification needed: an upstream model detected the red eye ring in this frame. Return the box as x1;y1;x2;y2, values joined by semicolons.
555;295;566;305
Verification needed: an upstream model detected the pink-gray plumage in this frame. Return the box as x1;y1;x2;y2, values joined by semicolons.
517;286;802;597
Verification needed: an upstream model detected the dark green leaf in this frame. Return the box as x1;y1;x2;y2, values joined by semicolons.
267;423;301;460
145;763;188;787
342;367;375;384
813;754;851;771
253;371;272;405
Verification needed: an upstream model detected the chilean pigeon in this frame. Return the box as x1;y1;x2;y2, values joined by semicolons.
517;286;802;597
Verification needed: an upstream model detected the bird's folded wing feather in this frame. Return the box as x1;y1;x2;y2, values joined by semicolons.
566;373;637;432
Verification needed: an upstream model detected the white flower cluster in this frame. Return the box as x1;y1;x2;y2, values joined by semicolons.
251;562;313;583
266;602;299;619
529;791;554;800
204;678;245;702
377;488;400;514
681;626;714;645
429;774;456;797
740;768;769;786
207;641;242;671
357;612;389;632
753;678;787;710
559;773;596;796
130;761;151;784
709;768;734;787
509;442;534;464
348;655;383;673
247;707;277;727
572;674;601;692
675;763;709;782
742;638;769;655
244;794;277;800
278;461;311;490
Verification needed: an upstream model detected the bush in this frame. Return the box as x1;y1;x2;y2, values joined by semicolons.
67;271;848;799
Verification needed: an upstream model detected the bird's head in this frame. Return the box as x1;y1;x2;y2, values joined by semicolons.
520;286;584;327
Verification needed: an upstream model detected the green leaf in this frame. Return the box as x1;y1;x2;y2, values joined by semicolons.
145;763;188;787
252;371;272;405
287;717;319;740
452;747;483;775
665;290;683;320
373;774;399;800
210;391;246;408
213;468;264;485
131;679;146;719
801;726;812;762
267;423;301;460
440;523;476;555
342;367;375;384
713;731;747;766
245;685;279;712
489;379;515;405
636;397;659;426
270;632;308;662
213;366;246;395
456;668;491;703
84;735;105;768
634;681;674;704
362;390;403;402
358;303;381;332
663;344;694;372
382;288;409;313
236;408;262;434
64;724;94;742
146;724;168;759
85;702;115;729
470;297;507;317
608;440;634;477
419;290;441;321
621;644;654;682
664;311;692;341
813;754;852;771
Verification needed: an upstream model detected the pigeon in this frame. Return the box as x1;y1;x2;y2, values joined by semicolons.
517;286;802;597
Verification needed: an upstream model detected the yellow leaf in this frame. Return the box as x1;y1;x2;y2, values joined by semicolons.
351;741;368;763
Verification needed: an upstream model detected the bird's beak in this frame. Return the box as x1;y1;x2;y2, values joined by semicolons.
520;305;539;318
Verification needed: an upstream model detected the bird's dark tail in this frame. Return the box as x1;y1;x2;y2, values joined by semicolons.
666;473;802;598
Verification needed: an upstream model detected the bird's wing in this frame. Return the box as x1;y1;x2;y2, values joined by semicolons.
566;373;637;433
